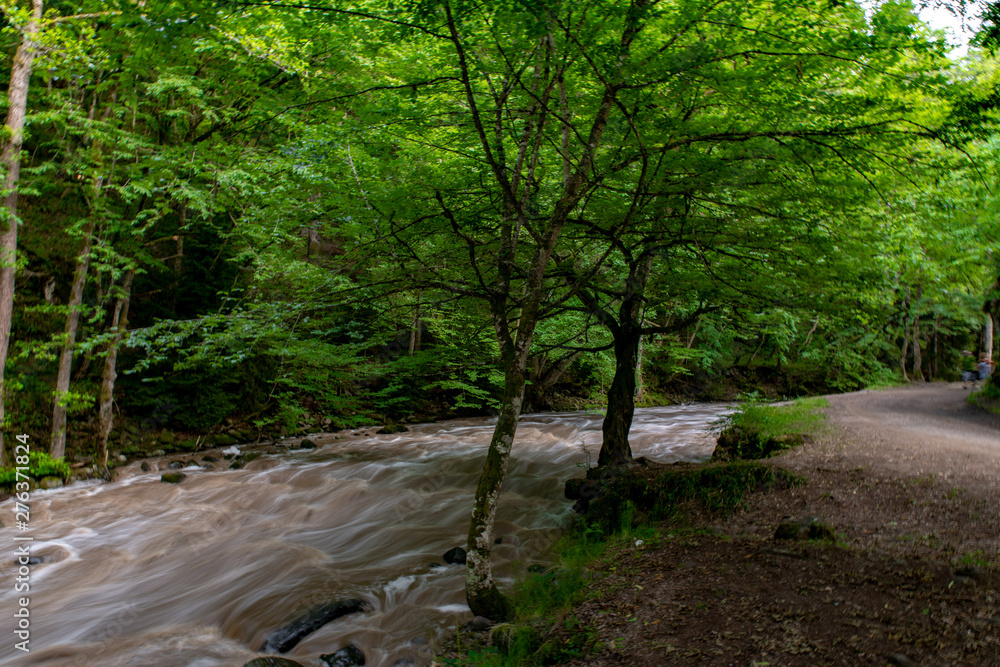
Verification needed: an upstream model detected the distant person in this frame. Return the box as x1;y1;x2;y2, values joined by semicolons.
961;350;979;389
979;354;994;384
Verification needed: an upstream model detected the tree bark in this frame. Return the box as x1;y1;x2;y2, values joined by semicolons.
900;319;910;382
912;316;922;382
634;336;644;403
0;0;43;467
599;254;653;467
451;0;642;620
97;270;134;475
50;220;95;458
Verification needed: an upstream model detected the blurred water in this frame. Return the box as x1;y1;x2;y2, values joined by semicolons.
0;404;728;667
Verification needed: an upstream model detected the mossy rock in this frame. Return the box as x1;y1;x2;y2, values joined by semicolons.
713;426;805;461
160;472;186;484
38;476;64;490
158;430;177;445
376;423;408;435
210;434;237;447
178;438;200;451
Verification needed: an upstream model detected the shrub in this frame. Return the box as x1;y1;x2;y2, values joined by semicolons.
0;451;72;487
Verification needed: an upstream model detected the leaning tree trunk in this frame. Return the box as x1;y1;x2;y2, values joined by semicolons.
96;270;133;475
598;254;653;468
50;220;95;459
466;257;555;621
0;0;43;467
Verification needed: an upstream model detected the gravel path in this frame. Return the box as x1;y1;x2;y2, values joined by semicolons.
562;384;1000;666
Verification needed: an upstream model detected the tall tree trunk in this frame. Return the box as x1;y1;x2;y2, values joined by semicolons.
0;0;43;467
900;319;910;382
408;303;421;355
599;254;653;467
912;316;922;382
986;313;994;363
97;270;134;476
50;220;96;458
634;336;644;403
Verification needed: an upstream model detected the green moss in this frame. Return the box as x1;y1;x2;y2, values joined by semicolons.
713;395;827;461
0;451;72;487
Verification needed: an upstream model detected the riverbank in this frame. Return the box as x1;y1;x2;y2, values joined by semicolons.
440;383;1000;665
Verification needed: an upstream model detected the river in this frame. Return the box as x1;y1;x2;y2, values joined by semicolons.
0;404;729;667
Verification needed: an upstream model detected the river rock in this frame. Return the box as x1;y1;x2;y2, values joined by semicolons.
151;449;166;457
160;472;186;484
243;659;305;667
260;598;367;654
319;644;366;666
185;460;199;467
116;454;128;463
376;423;407;435
471;616;493;631
443;547;467;565
140;462;151;472
38;476;64;490
886;653;919;667
168;461;185;469
201;455;218;462
299;438;317;449
774;516;835;542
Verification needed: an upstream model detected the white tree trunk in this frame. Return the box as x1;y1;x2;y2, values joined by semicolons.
0;0;44;467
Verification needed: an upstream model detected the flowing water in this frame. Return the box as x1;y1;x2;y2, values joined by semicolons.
0;404;729;667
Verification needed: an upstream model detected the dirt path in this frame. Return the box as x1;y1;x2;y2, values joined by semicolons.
565;384;1000;666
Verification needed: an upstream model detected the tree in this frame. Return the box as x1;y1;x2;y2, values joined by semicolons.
0;0;43;465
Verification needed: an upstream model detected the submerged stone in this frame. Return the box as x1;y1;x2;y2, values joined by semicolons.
260;598;367;654
319;644;366;666
443;547;467;565
38;476;64;490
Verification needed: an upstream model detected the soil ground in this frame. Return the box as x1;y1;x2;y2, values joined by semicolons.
559;383;1000;666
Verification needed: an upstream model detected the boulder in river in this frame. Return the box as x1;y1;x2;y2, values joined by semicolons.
160;472;186;484
319;644;366;666
376;423;408;435
243;659;305;667
299;438;318;449
140;462;151;472
168;461;185;469
259;598;367;654
443;547;467;565
38;476;64;490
